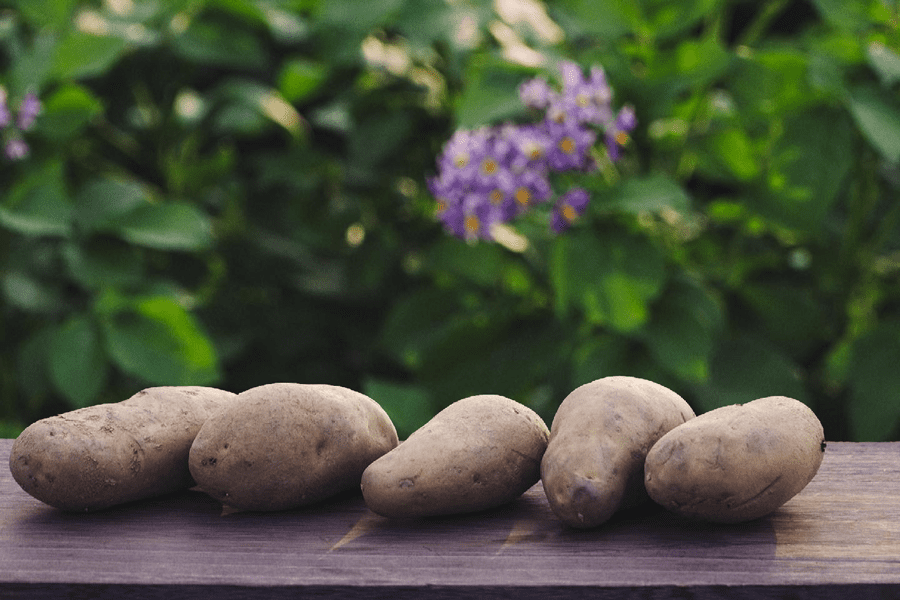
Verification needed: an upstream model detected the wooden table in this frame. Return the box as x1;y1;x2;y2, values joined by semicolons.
1;439;897;599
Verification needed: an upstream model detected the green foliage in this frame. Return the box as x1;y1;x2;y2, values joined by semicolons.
1;0;898;441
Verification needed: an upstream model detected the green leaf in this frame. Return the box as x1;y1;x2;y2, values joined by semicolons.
212;79;304;137
417;320;566;410
0;421;26;439
758;107;854;232
0;161;72;237
10;30;57;91
100;295;219;386
62;239;145;289
51;32;129;80
17;326;55;397
847;320;900;441
393;0;456;50
571;335;635;388
551;229;666;332
279;59;328;103
75;177;150;232
644;0;721;39
692;335;807;412
810;0;872;31
848;84;900;164
380;287;463;367
350;110;412;167
35;83;104;140
641;278;723;382
318;0;405;34
425;237;509;287
173;18;267;70
672;36;732;86
1;271;64;312
739;281;834;359
48;314;109;408
363;379;434;439
729;50;816;117
207;0;268;23
553;0;639;40
114;203;213;251
13;0;77;30
591;173;691;215
705;127;760;182
455;55;532;128
867;42;900;86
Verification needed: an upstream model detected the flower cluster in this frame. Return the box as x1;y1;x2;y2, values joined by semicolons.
427;61;636;242
1;89;41;161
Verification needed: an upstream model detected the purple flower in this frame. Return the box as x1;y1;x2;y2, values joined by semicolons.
460;193;503;241
16;92;40;131
519;77;556;110
484;168;522;222
604;105;637;162
551;187;590;233
428;60;637;241
545;118;596;172
474;138;513;190
554;61;615;126
507;123;551;171
588;67;613;105
558;60;583;90
5;138;29;160
438;128;490;183
0;104;10;128
428;173;464;215
510;169;553;213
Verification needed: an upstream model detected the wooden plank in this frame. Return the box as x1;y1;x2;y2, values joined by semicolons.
1;439;898;599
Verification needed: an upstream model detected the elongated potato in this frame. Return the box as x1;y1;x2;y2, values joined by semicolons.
188;383;398;511
9;386;237;511
644;396;825;523
541;376;695;528
361;395;549;518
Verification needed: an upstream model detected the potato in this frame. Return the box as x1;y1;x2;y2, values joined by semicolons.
644;396;825;523
360;395;549;518
541;376;695;528
8;386;237;512
188;383;398;511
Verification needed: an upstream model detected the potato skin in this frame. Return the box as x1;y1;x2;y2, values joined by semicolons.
9;386;237;511
360;395;549;518
644;396;825;524
541;376;695;529
188;383;398;511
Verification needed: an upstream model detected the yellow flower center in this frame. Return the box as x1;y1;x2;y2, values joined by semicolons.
615;131;629;146
464;215;480;233
559;137;576;154
562;204;578;222
454;153;469;168
515;188;531;206
481;158;498;176
490;189;504;205
576;93;591;107
436;199;448;214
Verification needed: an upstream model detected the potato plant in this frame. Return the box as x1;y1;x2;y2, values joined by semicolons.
0;0;897;443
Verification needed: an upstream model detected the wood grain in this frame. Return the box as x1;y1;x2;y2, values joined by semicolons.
1;439;898;599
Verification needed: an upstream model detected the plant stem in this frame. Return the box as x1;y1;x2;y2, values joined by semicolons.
737;0;792;47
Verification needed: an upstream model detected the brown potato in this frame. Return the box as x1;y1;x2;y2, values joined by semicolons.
9;386;237;511
541;376;695;528
360;395;549;518
644;396;825;523
188;383;398;511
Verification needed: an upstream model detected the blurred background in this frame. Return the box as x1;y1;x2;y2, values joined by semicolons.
0;0;898;441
